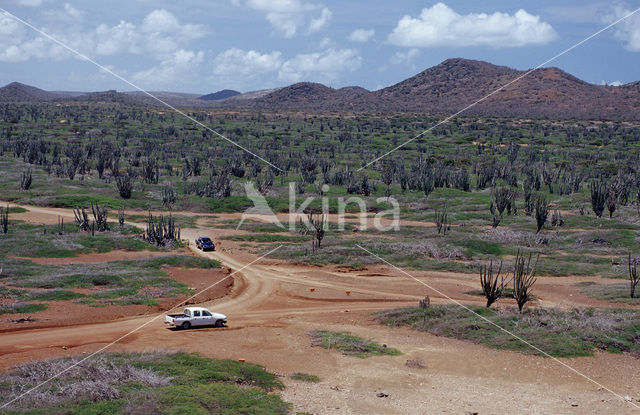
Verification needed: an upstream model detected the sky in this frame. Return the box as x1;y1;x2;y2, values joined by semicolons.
0;0;639;94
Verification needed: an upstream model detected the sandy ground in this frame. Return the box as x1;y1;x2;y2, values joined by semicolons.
1;203;640;414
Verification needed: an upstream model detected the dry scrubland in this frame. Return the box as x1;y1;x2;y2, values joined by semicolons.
1;101;640;413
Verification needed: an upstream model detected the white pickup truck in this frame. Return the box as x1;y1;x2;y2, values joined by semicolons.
165;307;227;329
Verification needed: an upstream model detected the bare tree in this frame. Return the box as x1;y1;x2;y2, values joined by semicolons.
380;161;395;201
512;250;538;312
299;211;326;252
480;260;506;308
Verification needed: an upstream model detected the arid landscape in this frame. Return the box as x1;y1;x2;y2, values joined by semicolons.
2;1;640;414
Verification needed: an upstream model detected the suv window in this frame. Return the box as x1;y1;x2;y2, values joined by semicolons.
193;310;201;317
202;311;211;317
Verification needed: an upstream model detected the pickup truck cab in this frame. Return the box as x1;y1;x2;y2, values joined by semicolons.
165;307;227;329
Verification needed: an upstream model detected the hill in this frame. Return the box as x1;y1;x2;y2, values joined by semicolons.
238;58;640;119
0;82;65;102
198;89;241;101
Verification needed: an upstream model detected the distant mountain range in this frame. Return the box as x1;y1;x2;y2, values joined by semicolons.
2;58;640;119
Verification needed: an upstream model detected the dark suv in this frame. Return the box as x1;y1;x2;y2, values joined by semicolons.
196;237;215;251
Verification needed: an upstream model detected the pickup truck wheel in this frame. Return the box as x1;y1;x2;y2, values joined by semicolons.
181;321;191;330
214;320;223;327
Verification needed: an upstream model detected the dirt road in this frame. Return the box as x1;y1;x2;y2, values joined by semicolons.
1;203;640;414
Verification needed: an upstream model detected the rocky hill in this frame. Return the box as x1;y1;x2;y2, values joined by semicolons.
239;58;640;119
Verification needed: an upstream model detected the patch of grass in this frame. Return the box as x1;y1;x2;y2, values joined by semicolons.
456;238;505;257
6;207;27;213
48;195;148;210
290;372;321;383
26;289;86;301
0;255;216;307
0;352;290;415
0;222;157;259
0;302;47;315
375;305;640;357
309;330;402;358
578;282;640;304
222;233;311;243
139;255;221;269
132;352;284;390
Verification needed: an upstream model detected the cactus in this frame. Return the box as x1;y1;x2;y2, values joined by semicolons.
73;206;90;231
143;212;179;246
535;195;549;233
590;180;606;218
1;205;8;234
434;205;449;235
118;205;125;229
91;202;109;232
480;260;506;308
513;250;538;312
57;216;64;235
20;168;32;190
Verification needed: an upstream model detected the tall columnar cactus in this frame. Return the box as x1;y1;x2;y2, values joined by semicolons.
1;205;8;234
590;180;607;218
91;203;109;232
20;168;32;190
144;212;179;246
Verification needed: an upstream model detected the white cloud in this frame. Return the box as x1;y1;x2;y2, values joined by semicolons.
213;48;283;77
133;49;204;86
238;0;331;38
605;4;640;51
210;47;361;88
63;3;83;19
93;21;141;56
348;28;375;42
0;12;69;62
0;8;208;86
391;48;419;65
308;7;331;33
279;48;361;82
0;8;206;63
387;2;557;48
601;79;623;86
13;0;46;6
